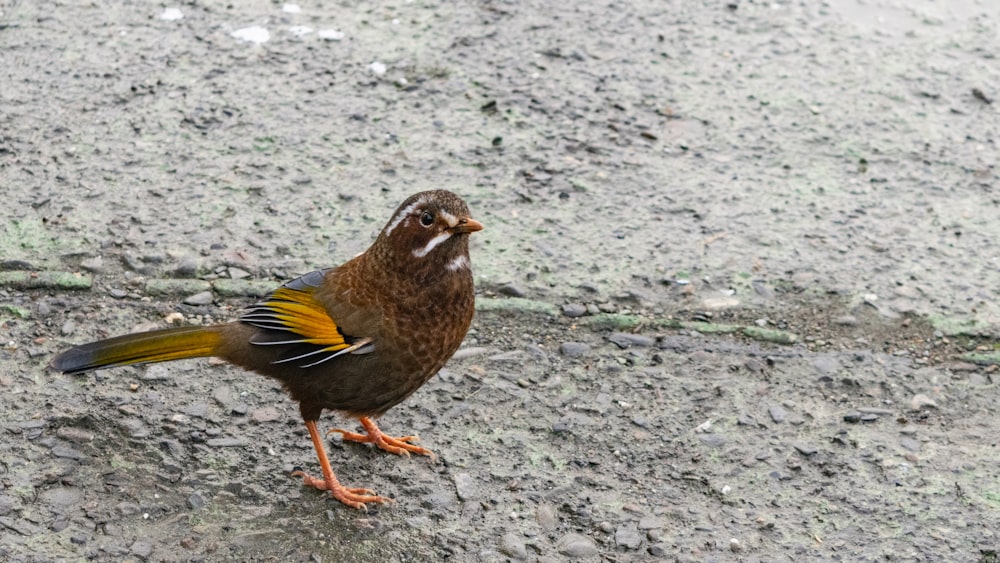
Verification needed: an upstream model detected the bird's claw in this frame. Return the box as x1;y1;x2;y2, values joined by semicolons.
328;417;435;459
290;468;391;510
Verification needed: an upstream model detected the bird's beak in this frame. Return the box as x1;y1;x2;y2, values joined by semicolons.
452;218;484;234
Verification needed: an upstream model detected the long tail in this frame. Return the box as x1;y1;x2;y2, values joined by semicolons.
50;326;223;374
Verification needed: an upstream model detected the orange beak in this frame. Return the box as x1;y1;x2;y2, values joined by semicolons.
452;218;484;234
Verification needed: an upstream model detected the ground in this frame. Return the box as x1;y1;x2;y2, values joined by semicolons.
1;0;999;561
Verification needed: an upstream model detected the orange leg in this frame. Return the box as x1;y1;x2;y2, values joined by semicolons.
291;419;391;510
329;416;436;459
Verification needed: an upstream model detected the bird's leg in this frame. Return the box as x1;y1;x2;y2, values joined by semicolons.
291;419;391;510
329;416;436;459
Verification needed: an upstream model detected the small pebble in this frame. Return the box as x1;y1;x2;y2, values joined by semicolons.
251;406;281;423
160;438;185;458
834;315;858;326
843;410;862;423
228;267;251;280
910;394;937;411
499;533;528;560
794;443;818;456
561;303;587;318
141;364;171;381
698;433;727;448
498;283;526;298
117;502;141;516
43;487;82;511
174;256;200;277
206;437;244;447
557;533;599;558
56;427;94;443
857;407;894;415
130;540;153;559
451;347;490;360
159;8;183;20
406;516;430;529
638;516;664;530
184;403;210;418
615;523;643;549
51;445;86;460
231;26;270;44
420;492;456;510
752;280;775;298
536;504;558;530
768;405;787;423
80;256;105;273
608;332;656;348
454;473;476;501
811;356;841;375
120;418;149;438
212;386;235;409
318;29;345;41
559;342;590;358
900;437;921;452
188;493;206;510
184;291;214;306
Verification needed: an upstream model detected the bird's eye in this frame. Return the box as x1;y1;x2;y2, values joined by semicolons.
419;211;435;227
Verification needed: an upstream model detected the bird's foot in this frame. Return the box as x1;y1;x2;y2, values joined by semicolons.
329;416;436;460
291;467;391;510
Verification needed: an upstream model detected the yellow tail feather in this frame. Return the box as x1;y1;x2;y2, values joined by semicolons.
51;326;222;374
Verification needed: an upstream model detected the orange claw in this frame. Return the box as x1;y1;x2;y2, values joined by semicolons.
329;416;436;460
296;419;391;510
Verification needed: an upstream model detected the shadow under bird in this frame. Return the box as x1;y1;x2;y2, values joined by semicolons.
51;189;483;509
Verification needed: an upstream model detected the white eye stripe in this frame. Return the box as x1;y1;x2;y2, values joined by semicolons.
438;210;457;227
384;197;427;236
412;232;452;258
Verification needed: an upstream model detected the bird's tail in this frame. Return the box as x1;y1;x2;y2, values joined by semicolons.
50;326;223;374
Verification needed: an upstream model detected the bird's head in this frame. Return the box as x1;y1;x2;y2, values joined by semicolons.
373;190;483;276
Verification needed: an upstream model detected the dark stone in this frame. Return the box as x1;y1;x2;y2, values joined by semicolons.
559;342;590;358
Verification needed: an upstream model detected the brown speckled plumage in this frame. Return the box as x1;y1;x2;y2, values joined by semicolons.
51;190;482;509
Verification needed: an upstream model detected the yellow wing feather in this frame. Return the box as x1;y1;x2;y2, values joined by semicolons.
262;288;346;346
238;271;372;368
242;286;349;350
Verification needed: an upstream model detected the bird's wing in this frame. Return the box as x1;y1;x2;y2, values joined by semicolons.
240;269;374;368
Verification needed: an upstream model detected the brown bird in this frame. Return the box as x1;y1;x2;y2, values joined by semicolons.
51;190;483;509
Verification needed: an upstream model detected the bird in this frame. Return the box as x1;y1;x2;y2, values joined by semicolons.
50;189;483;510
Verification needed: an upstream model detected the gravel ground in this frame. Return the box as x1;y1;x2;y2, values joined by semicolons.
2;1;999;561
